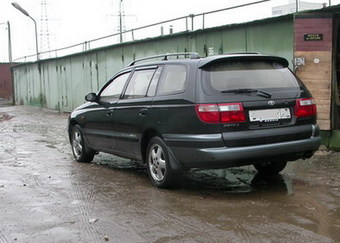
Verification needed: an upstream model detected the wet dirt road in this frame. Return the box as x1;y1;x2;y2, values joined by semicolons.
0;104;339;243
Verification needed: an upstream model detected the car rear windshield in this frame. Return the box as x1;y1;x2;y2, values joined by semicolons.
201;61;300;95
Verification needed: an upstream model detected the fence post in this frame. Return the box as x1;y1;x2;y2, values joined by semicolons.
202;14;205;29
189;14;194;31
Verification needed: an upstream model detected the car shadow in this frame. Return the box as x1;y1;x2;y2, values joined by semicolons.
92;154;293;195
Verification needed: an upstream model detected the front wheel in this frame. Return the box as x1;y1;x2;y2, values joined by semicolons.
146;137;179;188
253;160;287;175
71;125;95;163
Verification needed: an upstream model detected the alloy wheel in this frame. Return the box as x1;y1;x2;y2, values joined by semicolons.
72;130;83;159
148;144;166;182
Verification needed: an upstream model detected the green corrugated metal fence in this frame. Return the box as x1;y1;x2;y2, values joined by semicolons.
12;16;293;112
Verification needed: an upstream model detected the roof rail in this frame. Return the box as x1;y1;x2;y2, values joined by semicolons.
223;52;262;55
128;52;200;66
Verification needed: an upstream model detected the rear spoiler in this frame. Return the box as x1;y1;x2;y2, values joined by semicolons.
198;54;289;69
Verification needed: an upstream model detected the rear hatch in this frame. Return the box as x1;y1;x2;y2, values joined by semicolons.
197;55;317;147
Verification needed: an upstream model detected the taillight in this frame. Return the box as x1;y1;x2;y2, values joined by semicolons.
196;104;220;123
196;103;246;123
294;98;317;117
219;103;246;123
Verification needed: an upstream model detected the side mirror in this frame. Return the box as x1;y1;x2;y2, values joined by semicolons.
85;92;97;102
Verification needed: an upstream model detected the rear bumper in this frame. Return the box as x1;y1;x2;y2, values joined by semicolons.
164;125;321;169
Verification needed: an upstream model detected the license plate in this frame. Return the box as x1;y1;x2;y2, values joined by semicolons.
249;108;291;122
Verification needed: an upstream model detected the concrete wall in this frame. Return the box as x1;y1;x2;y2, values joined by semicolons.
12;16;294;112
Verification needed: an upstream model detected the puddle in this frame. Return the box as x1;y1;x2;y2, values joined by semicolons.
0;112;13;122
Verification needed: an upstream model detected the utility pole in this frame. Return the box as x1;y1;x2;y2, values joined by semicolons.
7;21;12;63
119;0;124;43
40;0;51;57
0;21;13;63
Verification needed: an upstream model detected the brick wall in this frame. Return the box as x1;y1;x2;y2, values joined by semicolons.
0;63;13;99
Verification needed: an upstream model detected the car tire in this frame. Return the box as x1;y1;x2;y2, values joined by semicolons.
71;125;95;163
253;160;287;175
146;137;179;189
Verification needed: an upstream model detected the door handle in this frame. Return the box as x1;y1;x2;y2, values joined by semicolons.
139;108;148;116
106;110;114;116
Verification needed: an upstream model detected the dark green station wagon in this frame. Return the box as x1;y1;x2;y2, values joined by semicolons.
68;52;321;188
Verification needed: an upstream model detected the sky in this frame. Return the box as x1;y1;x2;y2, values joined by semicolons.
0;0;339;62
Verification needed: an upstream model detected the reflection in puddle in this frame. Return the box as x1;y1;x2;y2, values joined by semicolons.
184;168;293;195
251;173;294;195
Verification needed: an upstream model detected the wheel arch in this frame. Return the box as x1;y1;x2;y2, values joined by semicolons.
141;129;185;173
68;119;79;140
140;129;162;163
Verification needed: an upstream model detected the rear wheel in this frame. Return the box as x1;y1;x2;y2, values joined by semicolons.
71;125;95;162
146;137;179;188
254;160;287;175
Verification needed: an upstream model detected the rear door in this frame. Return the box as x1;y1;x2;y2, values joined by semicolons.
114;66;162;158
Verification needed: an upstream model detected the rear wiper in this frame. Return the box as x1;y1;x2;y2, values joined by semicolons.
221;88;272;98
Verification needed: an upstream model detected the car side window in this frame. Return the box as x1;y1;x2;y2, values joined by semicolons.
100;72;130;102
147;67;163;97
123;68;157;99
157;65;187;95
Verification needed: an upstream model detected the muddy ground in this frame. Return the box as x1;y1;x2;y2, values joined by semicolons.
0;104;339;243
